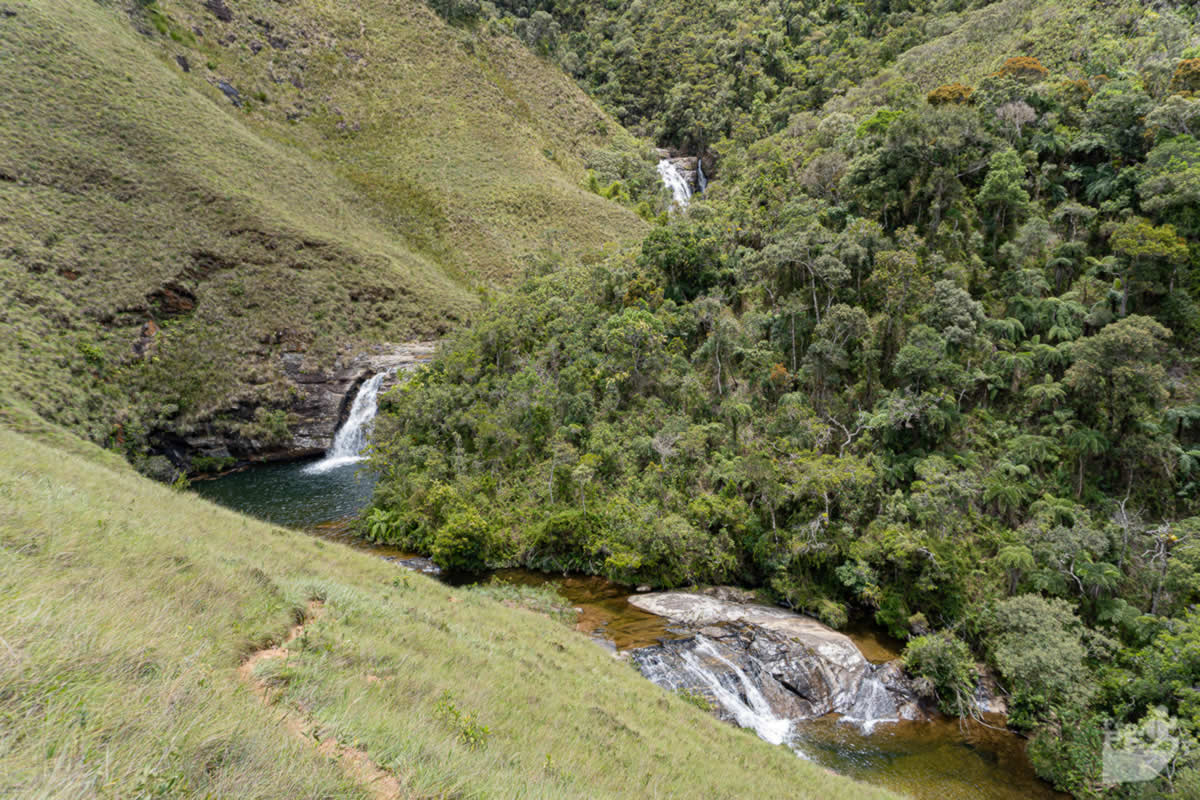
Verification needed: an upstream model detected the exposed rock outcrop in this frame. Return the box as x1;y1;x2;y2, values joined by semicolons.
152;342;435;472
629;592;928;732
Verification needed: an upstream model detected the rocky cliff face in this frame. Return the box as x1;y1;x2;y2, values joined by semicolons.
629;592;927;732
150;342;435;474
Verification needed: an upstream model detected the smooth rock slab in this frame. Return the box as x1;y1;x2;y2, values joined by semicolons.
629;592;922;725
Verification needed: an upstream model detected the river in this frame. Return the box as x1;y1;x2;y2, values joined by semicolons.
192;457;1065;800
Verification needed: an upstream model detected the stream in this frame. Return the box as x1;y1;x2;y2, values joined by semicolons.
193;458;1063;800
191;377;1063;800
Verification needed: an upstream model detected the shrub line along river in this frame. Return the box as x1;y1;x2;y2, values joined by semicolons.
193;457;1065;800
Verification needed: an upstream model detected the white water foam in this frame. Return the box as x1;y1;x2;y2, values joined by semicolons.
657;159;693;210
304;371;389;474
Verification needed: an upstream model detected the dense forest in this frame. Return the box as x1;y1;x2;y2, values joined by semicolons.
364;0;1200;796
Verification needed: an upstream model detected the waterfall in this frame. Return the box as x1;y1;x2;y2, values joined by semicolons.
697;158;708;194
657;159;693;210
840;675;899;734
636;636;793;746
304;371;390;474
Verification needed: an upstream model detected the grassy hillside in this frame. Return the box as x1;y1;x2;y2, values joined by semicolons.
0;414;894;799
0;0;647;457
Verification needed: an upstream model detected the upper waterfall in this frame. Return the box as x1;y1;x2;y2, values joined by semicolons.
304;370;390;474
657;159;693;210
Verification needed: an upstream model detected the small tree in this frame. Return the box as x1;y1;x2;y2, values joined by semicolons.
432;508;493;572
977;149;1031;245
1171;58;1200;93
988;594;1093;725
903;631;979;717
1108;217;1189;314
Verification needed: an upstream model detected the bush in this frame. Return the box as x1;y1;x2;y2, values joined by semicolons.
927;83;974;106
431;508;493;572
526;509;602;572
902;631;978;716
1026;710;1103;796
988;595;1093;725
998;56;1049;82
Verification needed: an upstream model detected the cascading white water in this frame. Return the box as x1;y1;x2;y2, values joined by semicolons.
304;371;389;474
697;158;708;194
840;675;899;734
657;159;693;210
637;636;793;746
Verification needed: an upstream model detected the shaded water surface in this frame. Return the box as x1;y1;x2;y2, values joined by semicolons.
192;463;1062;800
191;459;376;528
793;715;1066;800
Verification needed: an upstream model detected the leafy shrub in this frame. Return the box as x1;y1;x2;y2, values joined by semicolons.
1026;710;1103;796
526;509;601;572
903;631;978;716
431;508;493;572
988;595;1093;726
434;691;491;749
998;56;1049;82
927;83;974;106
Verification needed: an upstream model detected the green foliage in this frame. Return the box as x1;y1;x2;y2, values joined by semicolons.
902;631;978;717
989;595;1092;725
1026;710;1104;797
674;688;715;712
434;691;492;749
431;508;493;572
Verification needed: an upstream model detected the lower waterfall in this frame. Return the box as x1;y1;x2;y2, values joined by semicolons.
304;371;389;474
634;635;794;746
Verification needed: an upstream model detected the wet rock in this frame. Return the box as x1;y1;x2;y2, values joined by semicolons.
280;343;435;457
874;659;927;721
149;343;436;473
629;592;926;729
395;556;441;576
973;665;1008;715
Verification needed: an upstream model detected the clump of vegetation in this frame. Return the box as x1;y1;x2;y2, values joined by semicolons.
434;690;492;749
902;631;977;717
467;576;575;623
927;83;974;106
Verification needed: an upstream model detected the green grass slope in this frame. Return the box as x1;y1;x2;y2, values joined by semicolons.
0;0;645;450
0;418;895;799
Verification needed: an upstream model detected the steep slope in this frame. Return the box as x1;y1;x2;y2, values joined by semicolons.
0;0;646;469
0;413;895;800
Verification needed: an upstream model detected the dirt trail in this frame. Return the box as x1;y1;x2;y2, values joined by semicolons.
239;600;404;800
